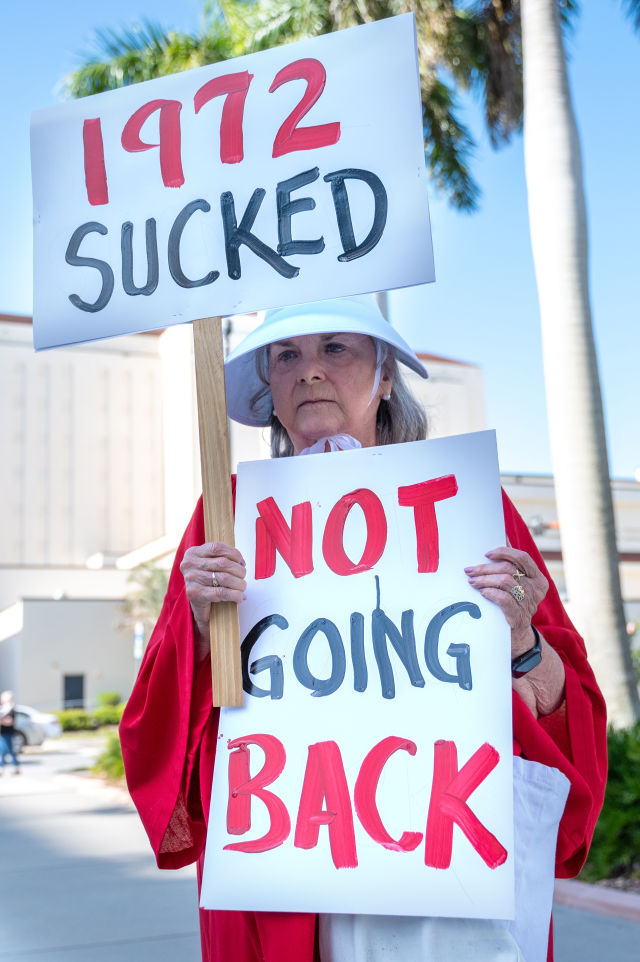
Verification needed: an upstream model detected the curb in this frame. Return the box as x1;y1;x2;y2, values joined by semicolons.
554;879;640;922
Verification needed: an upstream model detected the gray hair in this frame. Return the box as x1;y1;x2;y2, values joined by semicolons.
249;340;427;458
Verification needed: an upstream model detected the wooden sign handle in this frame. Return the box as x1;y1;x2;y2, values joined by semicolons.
193;317;243;707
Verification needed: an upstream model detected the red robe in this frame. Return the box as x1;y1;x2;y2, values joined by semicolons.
120;485;607;962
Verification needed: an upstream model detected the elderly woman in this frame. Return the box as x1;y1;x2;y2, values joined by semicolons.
120;296;606;962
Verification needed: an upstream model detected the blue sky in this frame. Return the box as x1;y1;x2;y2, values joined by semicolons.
2;1;638;478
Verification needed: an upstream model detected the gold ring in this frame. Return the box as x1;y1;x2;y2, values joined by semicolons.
211;573;220;588
513;568;525;581
510;584;525;603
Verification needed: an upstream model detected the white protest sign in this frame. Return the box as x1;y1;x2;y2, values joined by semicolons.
201;431;515;919
31;14;434;350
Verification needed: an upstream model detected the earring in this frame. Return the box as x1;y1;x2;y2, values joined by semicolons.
382;393;391;401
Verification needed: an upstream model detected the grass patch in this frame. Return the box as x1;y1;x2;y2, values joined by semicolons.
92;731;125;781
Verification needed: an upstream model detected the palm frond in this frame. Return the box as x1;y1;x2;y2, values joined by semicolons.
422;72;480;211
92;21;169;59
471;1;523;146
239;0;332;51
620;0;640;33
62;10;238;98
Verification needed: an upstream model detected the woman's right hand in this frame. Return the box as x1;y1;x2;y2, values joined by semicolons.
180;542;247;654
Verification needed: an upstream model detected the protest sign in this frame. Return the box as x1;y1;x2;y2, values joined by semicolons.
31;14;433;351
201;431;515;919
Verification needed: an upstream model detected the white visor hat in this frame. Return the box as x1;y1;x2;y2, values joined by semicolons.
224;295;428;427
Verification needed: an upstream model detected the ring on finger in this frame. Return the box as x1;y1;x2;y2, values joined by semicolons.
510;584;525;603
211;572;220;589
513;567;525;581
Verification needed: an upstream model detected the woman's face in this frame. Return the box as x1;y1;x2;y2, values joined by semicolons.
268;332;392;454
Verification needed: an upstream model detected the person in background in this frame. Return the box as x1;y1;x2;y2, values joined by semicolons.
121;296;607;962
0;690;21;775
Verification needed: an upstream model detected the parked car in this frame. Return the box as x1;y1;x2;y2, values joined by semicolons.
12;705;62;753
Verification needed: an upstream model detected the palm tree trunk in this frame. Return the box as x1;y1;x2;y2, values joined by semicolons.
521;0;639;725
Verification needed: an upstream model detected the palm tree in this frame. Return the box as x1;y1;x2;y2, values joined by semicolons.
64;0;640;723
520;0;640;725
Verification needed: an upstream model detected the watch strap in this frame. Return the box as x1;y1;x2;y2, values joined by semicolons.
511;624;543;678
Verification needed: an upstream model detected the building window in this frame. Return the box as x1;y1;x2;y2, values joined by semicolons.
63;674;85;709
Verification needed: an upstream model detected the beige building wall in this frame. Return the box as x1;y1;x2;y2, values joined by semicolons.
158;324;203;536
407;355;485;441
0;568;129;613
0;598;134;712
0;315;167;706
502;474;640;623
0;318;166;567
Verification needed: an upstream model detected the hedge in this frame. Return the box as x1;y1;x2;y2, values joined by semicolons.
55;702;126;731
55;709;98;731
580;721;640;882
95;691;122;707
91;703;126;726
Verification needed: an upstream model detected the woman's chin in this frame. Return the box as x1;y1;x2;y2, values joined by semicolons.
295;418;345;444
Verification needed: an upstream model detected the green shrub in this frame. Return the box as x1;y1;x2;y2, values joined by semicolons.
91;703;126;727
95;691;121;707
580;721;640;881
92;732;125;780
55;709;98;731
632;647;640;685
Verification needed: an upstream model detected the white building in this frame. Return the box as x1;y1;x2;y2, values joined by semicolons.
501;473;640;624
0;314;182;709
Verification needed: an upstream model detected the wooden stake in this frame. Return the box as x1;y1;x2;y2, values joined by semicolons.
193;316;243;707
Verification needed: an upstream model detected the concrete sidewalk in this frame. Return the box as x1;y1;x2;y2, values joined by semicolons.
0;757;200;961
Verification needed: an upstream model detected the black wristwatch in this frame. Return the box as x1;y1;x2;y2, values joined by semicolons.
511;625;543;678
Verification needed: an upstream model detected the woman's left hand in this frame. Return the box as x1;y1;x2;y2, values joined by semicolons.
465;545;566;718
464;545;549;659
